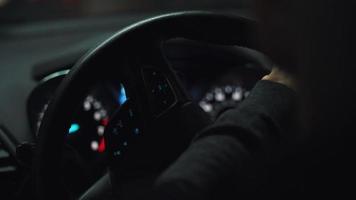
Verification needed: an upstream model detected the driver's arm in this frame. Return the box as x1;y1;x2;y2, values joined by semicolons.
152;68;298;200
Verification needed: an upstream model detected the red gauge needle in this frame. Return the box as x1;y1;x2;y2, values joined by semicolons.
98;138;106;153
101;118;109;126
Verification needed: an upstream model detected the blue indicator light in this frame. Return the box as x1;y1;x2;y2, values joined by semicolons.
69;123;80;134
118;84;127;105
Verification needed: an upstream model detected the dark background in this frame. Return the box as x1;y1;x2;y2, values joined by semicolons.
0;0;251;23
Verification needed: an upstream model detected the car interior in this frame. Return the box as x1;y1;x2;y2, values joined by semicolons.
0;0;276;199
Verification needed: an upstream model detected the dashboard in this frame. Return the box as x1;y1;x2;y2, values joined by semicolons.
25;41;267;186
23;42;267;192
0;14;268;197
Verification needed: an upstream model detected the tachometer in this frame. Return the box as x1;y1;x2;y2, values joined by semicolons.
199;85;249;120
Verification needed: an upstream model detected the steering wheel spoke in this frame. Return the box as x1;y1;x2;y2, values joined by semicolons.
141;66;179;117
133;43;190;119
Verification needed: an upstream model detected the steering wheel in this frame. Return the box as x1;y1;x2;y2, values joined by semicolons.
34;11;259;199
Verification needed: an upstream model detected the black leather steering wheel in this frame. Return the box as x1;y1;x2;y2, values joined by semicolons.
34;11;258;200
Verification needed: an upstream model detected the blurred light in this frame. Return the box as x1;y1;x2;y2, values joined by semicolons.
98;138;106;153
69;123;80;134
97;125;105;136
232;91;242;101
91;141;99;151
215;92;225;102
200;102;213;112
225;86;233;93
83;101;91;111
94;111;102;121
114;151;121;156
118;84;127;105
134;128;140;135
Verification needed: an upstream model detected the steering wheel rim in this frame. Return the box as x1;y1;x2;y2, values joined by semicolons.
34;11;258;199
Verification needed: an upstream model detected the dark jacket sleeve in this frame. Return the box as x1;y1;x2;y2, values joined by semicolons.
152;80;297;200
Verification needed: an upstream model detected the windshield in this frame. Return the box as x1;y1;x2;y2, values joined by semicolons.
0;0;250;23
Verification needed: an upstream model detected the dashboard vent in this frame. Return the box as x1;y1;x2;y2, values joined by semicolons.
0;141;16;175
0;141;18;198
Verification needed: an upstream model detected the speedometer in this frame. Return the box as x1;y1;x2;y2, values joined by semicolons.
80;95;110;153
27;70;128;193
27;71;127;161
199;85;249;119
67;83;126;157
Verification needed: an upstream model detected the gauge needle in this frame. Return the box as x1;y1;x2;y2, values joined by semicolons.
98;138;106;153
